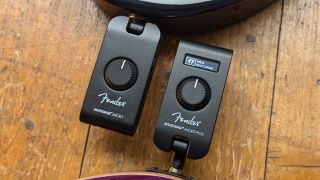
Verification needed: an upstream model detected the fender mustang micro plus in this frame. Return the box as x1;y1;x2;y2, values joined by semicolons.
154;40;233;160
80;16;161;135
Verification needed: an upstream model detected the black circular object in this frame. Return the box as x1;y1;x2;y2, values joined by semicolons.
104;58;138;91
105;0;277;33
177;77;211;111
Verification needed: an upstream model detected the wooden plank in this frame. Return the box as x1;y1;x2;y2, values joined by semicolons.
0;0;113;179
266;0;320;179
81;2;282;179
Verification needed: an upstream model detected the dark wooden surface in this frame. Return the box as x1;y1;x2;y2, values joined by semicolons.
0;0;319;179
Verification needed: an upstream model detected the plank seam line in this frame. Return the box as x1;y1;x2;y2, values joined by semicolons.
79;125;91;178
278;165;320;168
263;0;285;179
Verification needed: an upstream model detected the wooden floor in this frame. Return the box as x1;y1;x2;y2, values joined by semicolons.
0;0;319;179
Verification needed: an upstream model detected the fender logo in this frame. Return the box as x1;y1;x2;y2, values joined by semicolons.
98;93;126;107
172;112;201;127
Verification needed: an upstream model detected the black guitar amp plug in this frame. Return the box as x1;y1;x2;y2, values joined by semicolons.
154;40;233;163
80;16;161;135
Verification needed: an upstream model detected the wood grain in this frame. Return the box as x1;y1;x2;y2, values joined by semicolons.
80;2;283;179
266;0;320;179
1;0;319;179
0;0;111;179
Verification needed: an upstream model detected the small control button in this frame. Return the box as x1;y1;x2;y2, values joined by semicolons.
176;77;211;111
104;58;138;91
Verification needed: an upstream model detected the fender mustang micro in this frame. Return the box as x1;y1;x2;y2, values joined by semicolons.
80;16;161;135
154;40;233;160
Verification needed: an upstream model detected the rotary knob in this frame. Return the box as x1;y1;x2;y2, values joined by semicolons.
176;77;211;111
104;58;138;91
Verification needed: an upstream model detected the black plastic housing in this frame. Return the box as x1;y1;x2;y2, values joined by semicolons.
154;40;233;159
80;16;161;135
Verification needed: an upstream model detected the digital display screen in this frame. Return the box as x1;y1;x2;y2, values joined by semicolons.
184;54;220;72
